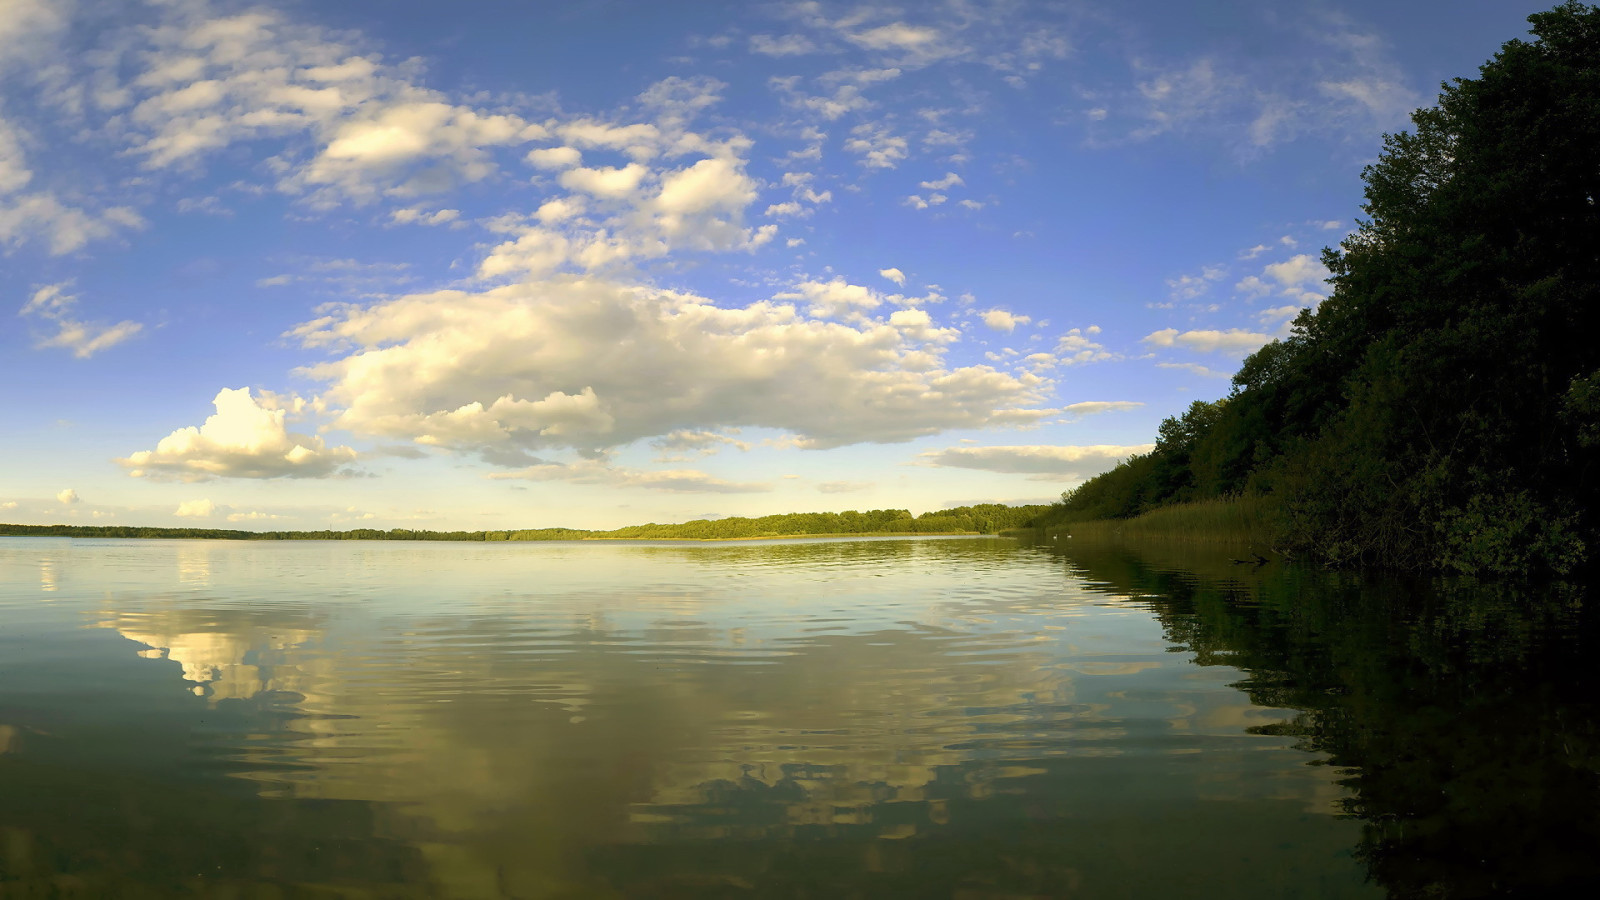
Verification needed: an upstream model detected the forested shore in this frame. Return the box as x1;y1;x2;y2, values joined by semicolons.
1038;3;1600;577
0;503;1052;543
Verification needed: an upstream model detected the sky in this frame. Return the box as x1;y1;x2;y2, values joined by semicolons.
0;0;1555;531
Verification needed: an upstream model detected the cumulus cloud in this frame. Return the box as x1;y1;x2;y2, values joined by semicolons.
776;277;883;319
879;267;906;286
118;387;359;481
56;488;79;505
1143;328;1271;354
918;444;1155;479
919;172;963;190
525;146;582;169
175;499;216;518
559;163;649;198
479;150;767;279
845;124;908;169
303;101;537;198
288;276;1048;459
1055;326;1113;364
19;283;143;358
982;309;1031;333
1259;253;1331;303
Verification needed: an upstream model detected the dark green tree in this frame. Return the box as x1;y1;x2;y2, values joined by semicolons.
1043;2;1600;575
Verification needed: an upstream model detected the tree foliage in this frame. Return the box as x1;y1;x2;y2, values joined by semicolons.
1040;2;1600;576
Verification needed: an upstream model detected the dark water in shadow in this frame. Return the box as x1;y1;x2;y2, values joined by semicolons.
0;535;1593;897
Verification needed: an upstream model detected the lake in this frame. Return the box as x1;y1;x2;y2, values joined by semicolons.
1;535;1595;897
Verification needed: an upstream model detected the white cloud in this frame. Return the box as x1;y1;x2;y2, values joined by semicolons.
982;309;1031;333
119;387;359;481
19;283;143;358
1261;253;1330;302
637;75;725;127
1258;305;1305;327
478;152;765;279
1055;327;1113;364
559;163;648;198
879;267;906;286
840;22;956;65
1062;401;1142;416
289;276;1048;459
918;444;1155;479
175;499;216;518
750;34;817;56
919;172;963;190
0;118;144;253
1158;362;1232;378
845;124;908;169
525;146;583;169
94;6;592;210
304;101;534;197
1166;264;1225;300
1235;275;1272;298
650;429;750;458
818;481;872;494
773;78;875;121
534;197;585;224
0;500;17;510
775;277;882;319
556;120;661;161
56;488;79;505
0;0;66;53
487;460;771;494
1143;328;1272;354
389;207;460;227
1129;59;1234;142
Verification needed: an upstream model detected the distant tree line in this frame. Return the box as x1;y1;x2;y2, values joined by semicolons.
1036;3;1600;576
0;504;1052;544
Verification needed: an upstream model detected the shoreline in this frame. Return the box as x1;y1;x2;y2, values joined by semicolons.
0;526;992;544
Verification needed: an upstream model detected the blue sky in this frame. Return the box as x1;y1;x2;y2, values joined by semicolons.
0;0;1551;530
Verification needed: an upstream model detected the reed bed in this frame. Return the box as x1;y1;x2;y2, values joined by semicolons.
1047;496;1281;547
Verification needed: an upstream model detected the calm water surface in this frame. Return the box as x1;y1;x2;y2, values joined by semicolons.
1;536;1595;897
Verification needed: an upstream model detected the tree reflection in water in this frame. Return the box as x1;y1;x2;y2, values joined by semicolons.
1043;537;1600;898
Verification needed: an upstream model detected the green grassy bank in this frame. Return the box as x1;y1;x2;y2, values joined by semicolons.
1034;497;1281;548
